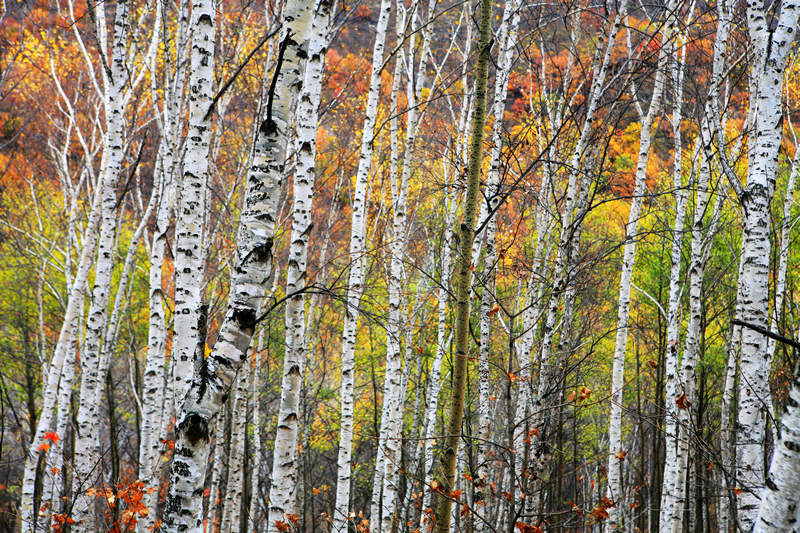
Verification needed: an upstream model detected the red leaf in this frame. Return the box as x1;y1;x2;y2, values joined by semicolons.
676;393;691;409
516;521;543;533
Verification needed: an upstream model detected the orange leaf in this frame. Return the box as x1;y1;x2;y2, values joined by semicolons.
516;521;543;533
614;450;627;461
592;507;610;521
449;489;463;500
676;393;691;410
488;304;500;316
38;442;50;452
733;487;743;495
274;521;290;532
568;391;576;402
599;496;616;508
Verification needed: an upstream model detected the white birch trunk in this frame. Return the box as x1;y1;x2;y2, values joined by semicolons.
266;1;331;529
753;328;800;532
419;181;457;533
379;8;423;526
171;0;216;417
41;297;82;522
735;4;799;528
330;0;391;529
767;152;799;362
139;168;175;531
474;6;519;530
659;32;694;532
19;174;101;531
207;406;228;532
161;0;315;526
221;368;248;533
72;0;130;526
248;330;265;531
604;10;672;526
369;37;405;532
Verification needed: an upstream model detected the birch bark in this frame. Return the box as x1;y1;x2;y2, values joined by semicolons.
266;1;331;529
248;330;266;531
474;6;520;529
659;29;693;532
767;148;799;362
379;3;428;525
419;177;457;533
753;330;800;532
161;0;315;525
221;368;248;533
331;0;392;529
604;8;672;526
72;0;131;526
171;0;216;419
735;3;800;528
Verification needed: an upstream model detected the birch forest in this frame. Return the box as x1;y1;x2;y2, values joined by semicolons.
3;0;800;530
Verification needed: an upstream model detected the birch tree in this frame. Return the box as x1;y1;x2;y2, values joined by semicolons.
170;0;216;422
267;0;332;527
734;3;800;528
331;0;392;527
161;0;316;525
753;328;800;532
604;6;673;527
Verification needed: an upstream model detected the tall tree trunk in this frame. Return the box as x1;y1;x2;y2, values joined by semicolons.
604;8;672;527
171;0;216;420
266;1;331;529
248;330;265;532
754;328;800;532
368;40;404;532
659;24;694;531
473;3;520;530
432;0;492;525
331;0;392;528
221;368;248;533
72;1;130;526
161;0;315;525
734;4;799;529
